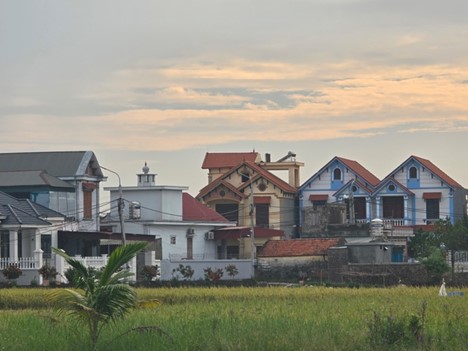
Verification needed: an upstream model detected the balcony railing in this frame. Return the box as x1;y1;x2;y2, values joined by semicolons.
0;257;39;270
383;219;405;228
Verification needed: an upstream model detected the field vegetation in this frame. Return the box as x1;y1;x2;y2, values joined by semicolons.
1;285;467;351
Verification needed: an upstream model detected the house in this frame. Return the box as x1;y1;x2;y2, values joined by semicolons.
197;151;303;259
299;156;380;236
101;163;250;280
375;155;467;226
0;191;70;285
0;151;105;231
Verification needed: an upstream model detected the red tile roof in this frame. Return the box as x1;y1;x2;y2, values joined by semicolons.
337;157;380;187
197;161;297;200
258;238;342;257
202;152;259;169
238;161;297;193
412;156;463;188
182;193;229;222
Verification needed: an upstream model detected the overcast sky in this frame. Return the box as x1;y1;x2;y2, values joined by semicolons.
2;0;468;197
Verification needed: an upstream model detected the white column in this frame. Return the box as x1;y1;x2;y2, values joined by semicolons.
34;249;44;285
404;196;408;225
376;197;381;219
366;196;371;221
9;230;18;260
55;253;65;284
145;250;155;266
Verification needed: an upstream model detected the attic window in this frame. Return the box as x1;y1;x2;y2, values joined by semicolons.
409;166;418;179
333;168;342;180
241;172;250;183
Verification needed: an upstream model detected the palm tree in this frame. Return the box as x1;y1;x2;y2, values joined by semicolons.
47;242;148;350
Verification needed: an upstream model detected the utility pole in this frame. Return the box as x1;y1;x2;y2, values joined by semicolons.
249;180;255;268
349;180;355;225
101;166;126;245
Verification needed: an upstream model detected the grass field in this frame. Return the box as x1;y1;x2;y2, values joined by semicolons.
0;286;467;351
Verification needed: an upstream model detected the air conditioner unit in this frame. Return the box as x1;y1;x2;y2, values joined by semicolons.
205;231;215;240
187;228;195;236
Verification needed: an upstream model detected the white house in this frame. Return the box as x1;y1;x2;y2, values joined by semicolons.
102;163;250;280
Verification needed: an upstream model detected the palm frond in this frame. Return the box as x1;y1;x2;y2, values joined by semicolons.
99;242;147;285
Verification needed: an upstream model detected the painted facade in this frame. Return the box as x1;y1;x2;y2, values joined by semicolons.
197;152;302;258
102;164;235;278
299;155;467;236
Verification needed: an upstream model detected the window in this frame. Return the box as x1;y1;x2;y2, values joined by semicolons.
255;204;269;228
241;172;250;183
426;199;440;220
216;203;239;223
170;236;176;245
186;236;193;259
333;168;342;180
0;231;9;258
83;190;92;219
388;184;396;192
354;197;366;220
409;166;418;179
41;234;52;260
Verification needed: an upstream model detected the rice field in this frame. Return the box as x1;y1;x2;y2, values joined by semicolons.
0;286;467;351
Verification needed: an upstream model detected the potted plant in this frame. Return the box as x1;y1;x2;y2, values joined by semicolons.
2;264;22;285
38;264;57;286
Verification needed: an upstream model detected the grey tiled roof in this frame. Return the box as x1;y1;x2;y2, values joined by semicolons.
0;191;65;226
0;151;104;178
0;170;74;188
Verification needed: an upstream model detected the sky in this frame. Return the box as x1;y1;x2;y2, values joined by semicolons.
1;0;468;196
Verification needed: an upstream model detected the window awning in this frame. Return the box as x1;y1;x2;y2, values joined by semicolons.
423;192;442;200
254;196;271;205
309;194;328;201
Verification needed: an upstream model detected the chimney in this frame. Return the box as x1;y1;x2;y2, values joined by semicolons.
265;153;271;163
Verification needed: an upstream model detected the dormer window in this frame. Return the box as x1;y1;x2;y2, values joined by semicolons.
409;166;418;179
333;168;342;181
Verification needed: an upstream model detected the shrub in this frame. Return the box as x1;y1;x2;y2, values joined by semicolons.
172;264;194;281
141;265;159;282
38;264;57;280
204;267;223;281
225;264;239;278
2;264;22;280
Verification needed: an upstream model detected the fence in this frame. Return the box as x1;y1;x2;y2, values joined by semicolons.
0;257;39;270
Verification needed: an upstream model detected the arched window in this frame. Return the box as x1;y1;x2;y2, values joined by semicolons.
409;166;418;179
333;168;342;181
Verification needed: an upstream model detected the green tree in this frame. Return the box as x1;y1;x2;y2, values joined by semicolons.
421;247;449;283
47;242;154;350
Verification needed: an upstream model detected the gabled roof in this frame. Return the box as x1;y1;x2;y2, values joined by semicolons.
197;179;244;200
258;238;342;257
201;152;259;169
382;155;463;190
0;151;104;178
412;156;463;188
237;161;297;193
0;191;63;226
333;179;373;197
0;170;74;188
299;156;380;190
182;193;230;223
197;160;297;200
372;177;414;196
336;157;380;186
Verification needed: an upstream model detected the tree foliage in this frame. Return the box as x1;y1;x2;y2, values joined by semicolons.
47;242;152;350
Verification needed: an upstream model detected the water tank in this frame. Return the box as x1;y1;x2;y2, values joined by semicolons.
370;218;384;237
129;202;141;219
